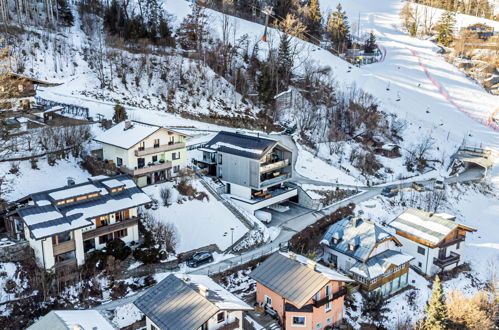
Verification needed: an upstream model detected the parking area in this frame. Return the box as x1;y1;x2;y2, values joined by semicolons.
263;202;313;227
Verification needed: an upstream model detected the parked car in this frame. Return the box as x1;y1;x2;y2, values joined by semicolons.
186;251;214;268
381;185;398;197
435;178;445;190
412;182;425;192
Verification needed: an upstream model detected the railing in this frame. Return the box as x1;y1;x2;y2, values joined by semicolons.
134;142;185;157
260;159;289;173
260;173;291;187
120;161;172;176
53;240;76;255
433;252;460;268
313;286;347;308
82;217;139;240
54;258;77;270
439;235;465;248
217;318;240;330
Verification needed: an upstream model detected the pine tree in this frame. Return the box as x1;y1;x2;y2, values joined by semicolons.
424;276;449;330
176;4;209;52
361;291;389;327
327;4;350;53
277;34;293;90
307;0;322;37
364;32;377;53
112;104;127;124
436;11;456;47
257;63;276;107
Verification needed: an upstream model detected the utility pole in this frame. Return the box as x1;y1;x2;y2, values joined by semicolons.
262;5;273;42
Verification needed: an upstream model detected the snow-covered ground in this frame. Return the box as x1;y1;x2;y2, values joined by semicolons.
142;179;249;253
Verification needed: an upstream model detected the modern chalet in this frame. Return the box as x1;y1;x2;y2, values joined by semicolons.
196;131;297;213
249;252;352;329
94;120;190;187
134;273;253;330
321;216;414;296
4;175;151;271
388;208;476;276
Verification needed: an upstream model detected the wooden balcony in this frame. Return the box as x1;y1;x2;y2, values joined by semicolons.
53;240;76;255
260;159;290;173
313;286;347;308
134;142;185;157
120;161;172;176
217;318;240;330
433;252;460;268
82;217;139;240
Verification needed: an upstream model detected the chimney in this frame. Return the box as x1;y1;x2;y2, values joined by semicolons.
306;260;316;270
67;177;75;186
182;275;190;283
352;217;361;227
124;121;132;130
289;252;296;260
199;284;208;297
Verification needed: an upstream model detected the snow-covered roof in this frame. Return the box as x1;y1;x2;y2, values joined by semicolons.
134;274;252;330
389;208;468;245
102;178;125;190
94;120;164;150
249;252;352;308
15;175;151;239
321;217;398;262
27;310;115;330
204;131;280;160
349;250;414;280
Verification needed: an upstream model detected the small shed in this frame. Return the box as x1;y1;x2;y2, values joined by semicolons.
375;144;401;158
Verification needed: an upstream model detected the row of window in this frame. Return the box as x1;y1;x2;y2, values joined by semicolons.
55;192;100;206
98;228;128;245
292;315;336;328
138;137;180;151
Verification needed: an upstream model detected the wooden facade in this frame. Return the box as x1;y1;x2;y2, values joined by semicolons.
358;263;410;292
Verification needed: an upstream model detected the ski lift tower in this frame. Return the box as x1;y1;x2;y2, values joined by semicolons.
262;5;274;42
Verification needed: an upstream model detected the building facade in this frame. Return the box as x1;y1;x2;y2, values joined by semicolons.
5;175;151;271
197;131;297;213
388;208;476;276
95;120;190;187
250;252;352;329
321;217;413;296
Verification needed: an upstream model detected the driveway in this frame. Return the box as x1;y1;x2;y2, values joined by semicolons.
263;202;313;228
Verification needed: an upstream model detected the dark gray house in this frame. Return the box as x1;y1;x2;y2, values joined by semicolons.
196;131;297;213
134;273;252;330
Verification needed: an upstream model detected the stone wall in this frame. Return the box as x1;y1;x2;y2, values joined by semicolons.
0;241;30;262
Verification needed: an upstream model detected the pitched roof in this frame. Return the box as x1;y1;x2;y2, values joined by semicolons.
134;274;251;330
249;252;352;308
349;250;414;280
27;310;115;330
204;131;279;160
321;217;398;262
389;208;476;246
14;175;151;239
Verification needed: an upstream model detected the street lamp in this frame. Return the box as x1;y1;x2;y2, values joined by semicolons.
230;227;235;246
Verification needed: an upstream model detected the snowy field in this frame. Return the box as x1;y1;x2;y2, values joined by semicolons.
142;179;249;253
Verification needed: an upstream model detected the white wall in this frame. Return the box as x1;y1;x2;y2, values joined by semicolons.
74;229;85;266
227;182;252;199
25;225;55;270
323;247;357;272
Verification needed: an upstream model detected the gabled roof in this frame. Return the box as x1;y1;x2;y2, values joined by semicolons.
134;274;251;330
389;208;476;246
27;310;115;330
94;120;188;150
13;175;151;239
249;252;352;308
204;131;281;160
321;217;399;262
349;250;414;280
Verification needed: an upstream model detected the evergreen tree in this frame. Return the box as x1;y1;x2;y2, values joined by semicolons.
424;276;449;330
159;17;175;47
436;11;456;47
307;0;322;37
57;0;74;27
361;291;389;327
364;32;377;53
113;104;127;124
327;4;350;53
176;4;209;52
277;34;293;90
257;63;276;107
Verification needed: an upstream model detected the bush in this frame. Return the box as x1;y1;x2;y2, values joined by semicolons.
4;279;16;293
110;281;128;300
177;178;196;197
9;162;19;174
105;238;131;261
159;186;171;206
132;246;162;264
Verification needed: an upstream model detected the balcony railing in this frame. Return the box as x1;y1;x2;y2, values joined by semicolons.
260;159;289;173
54;258;77;270
120;161;172;176
260;173;291;187
82;217;139;240
53;240;76;256
313;286;347;308
439;235;465;248
134;142;185;157
217;318;240;330
433;252;460;268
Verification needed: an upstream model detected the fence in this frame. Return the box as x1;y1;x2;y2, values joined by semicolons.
35;96;90;119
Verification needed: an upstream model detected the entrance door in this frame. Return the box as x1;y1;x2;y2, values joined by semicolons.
226;183;231;194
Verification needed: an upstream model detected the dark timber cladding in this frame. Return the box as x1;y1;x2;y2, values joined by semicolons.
134;275;219;330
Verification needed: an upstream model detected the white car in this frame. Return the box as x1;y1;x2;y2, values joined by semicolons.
435;178;445;189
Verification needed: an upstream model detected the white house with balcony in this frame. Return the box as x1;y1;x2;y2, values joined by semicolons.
196;131;297;213
4;175;151;271
387;208;476;276
95;120;190;187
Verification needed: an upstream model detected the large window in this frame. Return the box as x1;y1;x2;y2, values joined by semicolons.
153;139;160;148
325;301;331;312
53;231;71;245
116;157;123;166
417;246;426;255
172;152;180;160
96;216;109;228
84;239;95;253
325;284;332;297
98;234;113;245
265;295;272;307
292;316;306;326
114;228;128;239
217;312;225;323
